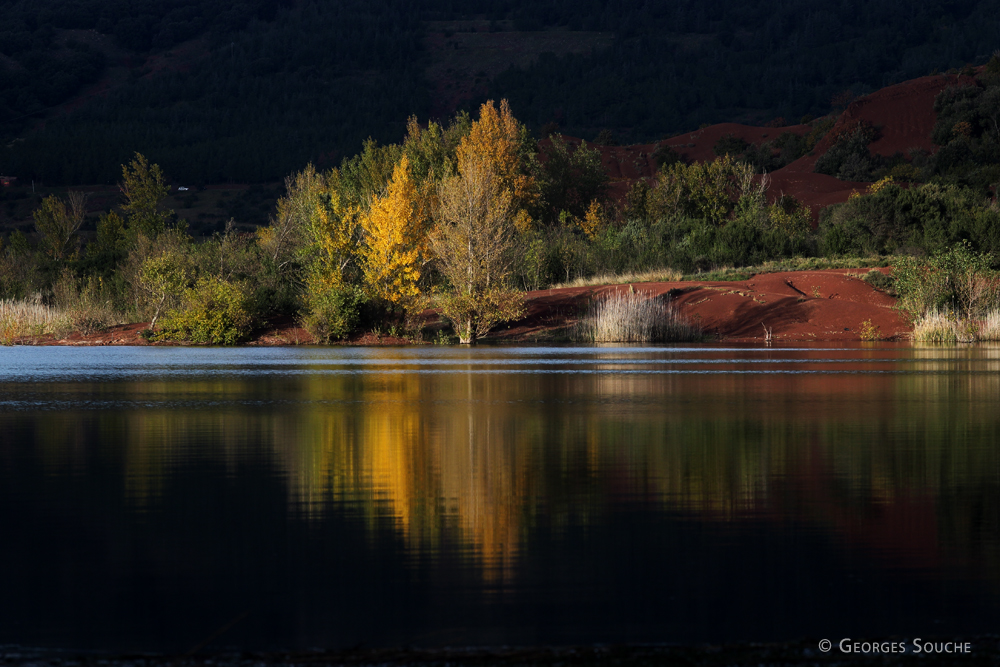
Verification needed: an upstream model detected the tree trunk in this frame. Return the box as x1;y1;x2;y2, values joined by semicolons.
460;318;475;344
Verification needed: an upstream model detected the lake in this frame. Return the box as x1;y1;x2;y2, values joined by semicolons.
0;344;998;653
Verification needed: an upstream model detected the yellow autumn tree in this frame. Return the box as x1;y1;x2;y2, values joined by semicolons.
430;101;537;343
432;158;525;343
455;100;539;231
309;180;361;289
359;156;428;307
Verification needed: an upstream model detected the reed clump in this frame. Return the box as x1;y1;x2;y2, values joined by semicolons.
912;310;961;343
977;310;1000;341
576;290;701;343
0;297;72;344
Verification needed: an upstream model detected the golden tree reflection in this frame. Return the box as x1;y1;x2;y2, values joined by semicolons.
23;354;1000;588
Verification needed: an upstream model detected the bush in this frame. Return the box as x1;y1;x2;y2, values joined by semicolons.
858;319;882;341
301;283;364;343
860;268;896;293
713;134;749;157
892;241;998;319
814;124;879;181
818;182;1000;257
437;288;525;344
156;276;254;345
652;143;682;168
52;269;122;335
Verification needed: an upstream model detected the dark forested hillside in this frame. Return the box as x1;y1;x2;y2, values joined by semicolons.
1;0;999;184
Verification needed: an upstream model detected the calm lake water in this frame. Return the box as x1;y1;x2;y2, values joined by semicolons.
1;344;999;653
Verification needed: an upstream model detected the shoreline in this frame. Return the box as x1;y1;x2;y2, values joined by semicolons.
6;269;910;347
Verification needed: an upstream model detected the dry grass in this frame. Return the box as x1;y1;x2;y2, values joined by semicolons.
0;297;72;344
575;291;701;343
976;310;1000;341
912;310;975;343
553;268;683;289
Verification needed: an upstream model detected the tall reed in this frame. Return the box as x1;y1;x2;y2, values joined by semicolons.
976;310;1000;341
576;291;701;343
912;310;959;343
0;297;72;344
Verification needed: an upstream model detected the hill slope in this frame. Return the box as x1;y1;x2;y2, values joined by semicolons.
588;71;978;216
2;1;999;184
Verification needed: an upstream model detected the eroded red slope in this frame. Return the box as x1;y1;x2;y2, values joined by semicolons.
592;72;975;216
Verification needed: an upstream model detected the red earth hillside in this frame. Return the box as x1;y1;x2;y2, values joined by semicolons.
589;72;975;217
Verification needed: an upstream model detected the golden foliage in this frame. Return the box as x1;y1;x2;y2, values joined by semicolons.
580;200;605;240
433;126;526;342
310;186;361;289
359;156;428;306
868;175;895;194
456;99;539;228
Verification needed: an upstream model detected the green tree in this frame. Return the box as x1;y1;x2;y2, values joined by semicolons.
539;135;608;222
32;191;87;261
651;155;756;224
120;153;173;236
139;248;193;330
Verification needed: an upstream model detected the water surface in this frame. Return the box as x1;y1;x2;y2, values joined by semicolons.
1;344;998;652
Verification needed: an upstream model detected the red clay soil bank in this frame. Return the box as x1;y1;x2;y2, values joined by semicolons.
495;269;909;343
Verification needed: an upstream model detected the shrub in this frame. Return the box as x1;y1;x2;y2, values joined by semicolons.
52;270;123;335
892;241;997;319
576;291;701;343
858;319;882;341
860;269;895;293
156;276;254;345
652;143;683;168
436;288;525;344
301;283;364;342
814;123;879;180
817;182;1000;257
713;134;749;157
